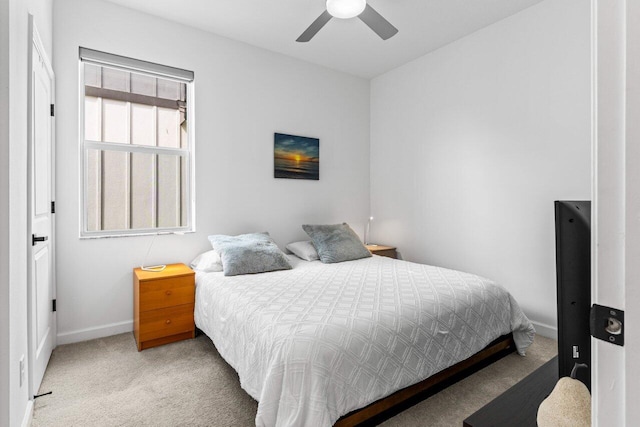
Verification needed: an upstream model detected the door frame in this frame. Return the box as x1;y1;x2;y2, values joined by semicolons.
624;1;640;421
26;14;56;400
591;0;640;424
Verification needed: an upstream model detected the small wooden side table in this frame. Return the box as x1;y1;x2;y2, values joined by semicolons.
366;244;398;259
133;263;195;351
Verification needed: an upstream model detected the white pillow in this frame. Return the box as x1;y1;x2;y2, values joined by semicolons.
190;250;223;272
285;240;319;261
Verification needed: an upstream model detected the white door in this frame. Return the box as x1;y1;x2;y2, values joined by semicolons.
592;0;640;424
28;17;55;397
624;1;640;420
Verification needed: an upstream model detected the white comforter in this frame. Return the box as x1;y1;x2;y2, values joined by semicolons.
194;255;535;427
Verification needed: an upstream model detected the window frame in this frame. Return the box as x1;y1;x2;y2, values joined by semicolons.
78;48;196;238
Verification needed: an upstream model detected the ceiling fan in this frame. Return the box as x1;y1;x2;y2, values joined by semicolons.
297;0;398;42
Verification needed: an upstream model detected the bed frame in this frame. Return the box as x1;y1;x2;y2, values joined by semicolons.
334;333;516;426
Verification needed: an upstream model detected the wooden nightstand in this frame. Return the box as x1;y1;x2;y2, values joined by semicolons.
366;244;398;259
133;263;195;351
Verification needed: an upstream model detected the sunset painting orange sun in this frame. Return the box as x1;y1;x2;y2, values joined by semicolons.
274;133;319;180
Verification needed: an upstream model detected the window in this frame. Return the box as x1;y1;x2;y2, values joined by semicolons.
79;48;194;237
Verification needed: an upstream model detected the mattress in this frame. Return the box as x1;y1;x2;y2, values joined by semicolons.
194;255;535;427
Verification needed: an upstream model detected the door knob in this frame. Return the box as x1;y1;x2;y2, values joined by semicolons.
32;234;48;246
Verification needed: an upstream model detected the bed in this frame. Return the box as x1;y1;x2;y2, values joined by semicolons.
194;254;535;427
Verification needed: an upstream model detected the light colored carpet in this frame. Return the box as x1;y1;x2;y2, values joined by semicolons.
32;333;556;427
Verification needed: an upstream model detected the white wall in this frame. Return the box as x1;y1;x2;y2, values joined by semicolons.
0;0;10;423
53;0;370;344
370;0;590;337
1;0;53;426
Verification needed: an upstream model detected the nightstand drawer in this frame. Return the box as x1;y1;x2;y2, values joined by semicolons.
139;276;194;312
139;304;194;342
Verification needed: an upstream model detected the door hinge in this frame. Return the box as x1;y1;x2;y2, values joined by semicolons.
51;201;55;214
52;299;56;312
50;104;54;117
590;304;624;346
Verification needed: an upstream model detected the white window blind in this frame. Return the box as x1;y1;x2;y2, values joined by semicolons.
79;48;195;237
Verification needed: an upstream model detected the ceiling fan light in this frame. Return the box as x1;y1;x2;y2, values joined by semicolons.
326;0;366;19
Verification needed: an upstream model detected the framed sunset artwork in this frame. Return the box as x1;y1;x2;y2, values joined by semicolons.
274;133;319;180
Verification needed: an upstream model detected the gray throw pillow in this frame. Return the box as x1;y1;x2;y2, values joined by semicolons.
302;223;372;264
208;232;292;276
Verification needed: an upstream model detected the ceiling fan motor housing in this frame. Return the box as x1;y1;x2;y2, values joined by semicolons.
326;0;366;19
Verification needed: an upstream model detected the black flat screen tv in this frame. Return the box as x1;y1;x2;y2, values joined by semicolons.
554;200;591;389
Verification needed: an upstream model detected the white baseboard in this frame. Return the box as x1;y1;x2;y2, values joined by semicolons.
531;320;557;340
21;399;33;427
57;320;133;345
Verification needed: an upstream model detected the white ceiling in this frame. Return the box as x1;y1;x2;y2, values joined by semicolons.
103;0;544;79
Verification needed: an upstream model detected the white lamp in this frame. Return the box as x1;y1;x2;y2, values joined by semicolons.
364;216;374;245
140;231;184;272
326;0;366;19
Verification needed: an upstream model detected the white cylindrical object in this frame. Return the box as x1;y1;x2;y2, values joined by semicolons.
326;0;366;19
364;216;373;245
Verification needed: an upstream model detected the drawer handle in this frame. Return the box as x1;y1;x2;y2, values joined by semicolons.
165;290;172;296
165;319;171;325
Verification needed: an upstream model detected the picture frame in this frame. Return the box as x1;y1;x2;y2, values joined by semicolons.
274;133;320;180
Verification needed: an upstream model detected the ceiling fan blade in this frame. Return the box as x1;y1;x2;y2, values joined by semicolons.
358;4;398;40
296;10;333;42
